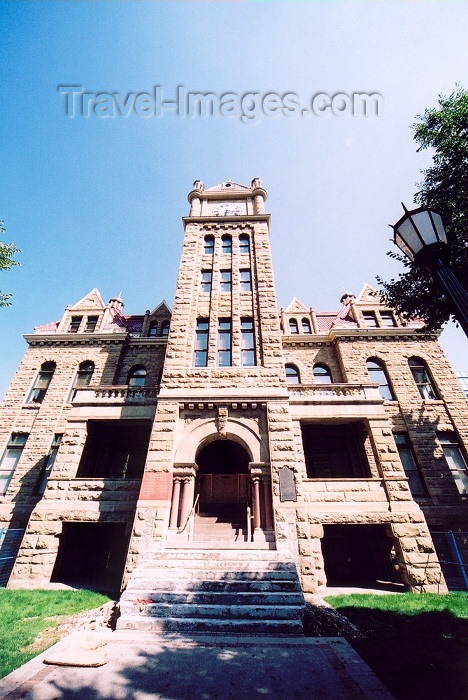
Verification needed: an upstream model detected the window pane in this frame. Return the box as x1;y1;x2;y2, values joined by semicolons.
441;444;468;495
241;350;255;366
161;322;170;337
221;236;232;253
149;322;158;337
286;365;300;384
201;271;212;293
240;270;252;292
194;351;208;367
218;350;231;366
363;311;378;327
239;235;250;254
204;236;214;254
85;316;98;332
69;316;82;333
220;271;232;292
301;319;311;334
289;319;298;334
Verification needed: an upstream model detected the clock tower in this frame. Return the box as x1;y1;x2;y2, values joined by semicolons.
137;179;302;557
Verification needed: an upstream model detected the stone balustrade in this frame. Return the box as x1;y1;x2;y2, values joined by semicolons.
288;383;382;402
72;385;159;405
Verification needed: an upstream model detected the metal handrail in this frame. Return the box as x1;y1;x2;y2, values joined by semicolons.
187;493;200;542
246;505;252;542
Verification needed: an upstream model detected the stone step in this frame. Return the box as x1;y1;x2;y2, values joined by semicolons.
120;601;303;620
125;578;301;593
142;549;292;562
164;541;274;550
117;616;304;636
120;591;305;606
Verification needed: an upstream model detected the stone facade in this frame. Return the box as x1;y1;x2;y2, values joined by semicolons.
1;179;467;594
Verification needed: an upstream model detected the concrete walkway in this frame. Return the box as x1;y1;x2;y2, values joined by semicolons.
0;630;395;700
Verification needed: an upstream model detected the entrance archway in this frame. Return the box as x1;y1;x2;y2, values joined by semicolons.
196;439;250;518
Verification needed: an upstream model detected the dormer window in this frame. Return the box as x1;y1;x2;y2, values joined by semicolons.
148;321;158;337
85;316;99;333
362;311;378;327
68;316;82;333
289;319;299;334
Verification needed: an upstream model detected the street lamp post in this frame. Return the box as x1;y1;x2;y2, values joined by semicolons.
391;204;468;338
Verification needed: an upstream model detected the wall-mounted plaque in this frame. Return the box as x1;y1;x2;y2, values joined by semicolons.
279;466;297;502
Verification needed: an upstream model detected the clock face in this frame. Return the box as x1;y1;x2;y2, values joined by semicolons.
212;202;243;217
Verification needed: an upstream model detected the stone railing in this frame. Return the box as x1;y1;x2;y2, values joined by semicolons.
288;383;382;402
72;385;159;405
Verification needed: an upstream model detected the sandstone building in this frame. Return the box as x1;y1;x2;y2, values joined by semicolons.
1;179;467;599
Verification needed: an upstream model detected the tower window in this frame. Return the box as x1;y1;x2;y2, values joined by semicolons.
301;318;311;334
0;433;28;495
204;236;214;255
85;316;99;333
366;358;394;400
201;270;212;293
28;362;56;404
217;319;232;367
68;316;82;333
408;357;438;400
220;270;232;292
289;319;299;334
313;364;332;384
285;364;300;384
194;319;209;367
240;269;252;292
239;234;250;254
362;311;378;327
221;235;232;254
161;320;170;337
394;433;426;496
128;366;147;387
148;321;158;337
241;318;256;366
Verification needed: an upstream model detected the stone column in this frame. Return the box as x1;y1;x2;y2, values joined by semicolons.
169;478;181;529
262;478;274;530
179;477;195;527
252;477;262;531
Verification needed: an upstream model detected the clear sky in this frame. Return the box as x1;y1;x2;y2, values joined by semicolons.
1;0;467;399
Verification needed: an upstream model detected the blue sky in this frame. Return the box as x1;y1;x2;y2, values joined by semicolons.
1;1;467;398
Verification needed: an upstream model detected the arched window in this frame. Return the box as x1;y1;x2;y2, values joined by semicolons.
28;362;56;404
239;234;250;254
313;364;332;384
204;236;214;255
301;318;311;334
408;357;438;400
76;361;94;387
161;320;170;337
221;235;232;254
289;319;299;334
366;358;394;400
128;366;147;387
285;364;300;384
148;321;158;337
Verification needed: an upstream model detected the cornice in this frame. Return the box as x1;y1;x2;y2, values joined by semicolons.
24;333;130;347
183;215;270;225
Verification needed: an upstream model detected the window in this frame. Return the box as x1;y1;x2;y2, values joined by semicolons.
366;358;394;400
241;318;256;366
220;270;232;292
239;234;250;254
35;434;63;495
85;315;99;333
28;362;56;404
362;311;378;327
289;319;299;334
194;319;209;367
380;311;396;327
76;421;151;479
201;270;212;293
217;319;232;367
438;432;468;495
409;357;438;400
148;321;158;337
302;424;368;478
240;269;252;292
285;364;300;384
0;433;28;495
313;364;332;384
221;235;232;254
69;360;94;401
394;433;426;496
161;320;170;337
68;316;82;333
301;318;311;334
128;366;146;387
204;236;214;255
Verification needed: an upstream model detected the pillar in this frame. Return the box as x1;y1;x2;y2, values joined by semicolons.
169;478;181;529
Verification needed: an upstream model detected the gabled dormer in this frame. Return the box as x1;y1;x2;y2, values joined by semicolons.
141;300;172;339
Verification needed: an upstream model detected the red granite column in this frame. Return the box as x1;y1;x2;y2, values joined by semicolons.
169;478;181;529
262;478;274;530
252;477;261;531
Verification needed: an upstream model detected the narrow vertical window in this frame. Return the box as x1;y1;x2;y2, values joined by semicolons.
68;361;94;402
221;235;232;254
289;319;299;334
438;432;468;495
313;364;332;384
201;270;212;293
204;236;214;255
36;434;63;495
366;358;394;400
68;316;82;333
0;434;28;495
161;320;170;337
220;270;232;292
194;319;209;367
217;319;232;367
85;315;99;333
148;321;158;337
362;311;378;327
285;364;300;384
239;234;250;254
28;362;56;404
240;269;252;292
301;318;311;334
394;433;426;496
409;357;438;400
241;318;256;366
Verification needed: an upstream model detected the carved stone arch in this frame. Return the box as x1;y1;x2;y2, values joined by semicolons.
174;417;263;465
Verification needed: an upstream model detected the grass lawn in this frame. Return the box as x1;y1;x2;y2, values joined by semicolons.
325;592;468;700
0;589;109;679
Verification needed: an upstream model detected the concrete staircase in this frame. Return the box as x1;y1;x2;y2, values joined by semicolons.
118;548;305;635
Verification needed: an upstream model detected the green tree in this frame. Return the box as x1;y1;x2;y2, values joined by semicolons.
0;221;20;307
377;86;468;330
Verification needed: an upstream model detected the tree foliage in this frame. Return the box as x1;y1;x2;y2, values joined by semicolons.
377;86;468;330
0;221;20;307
